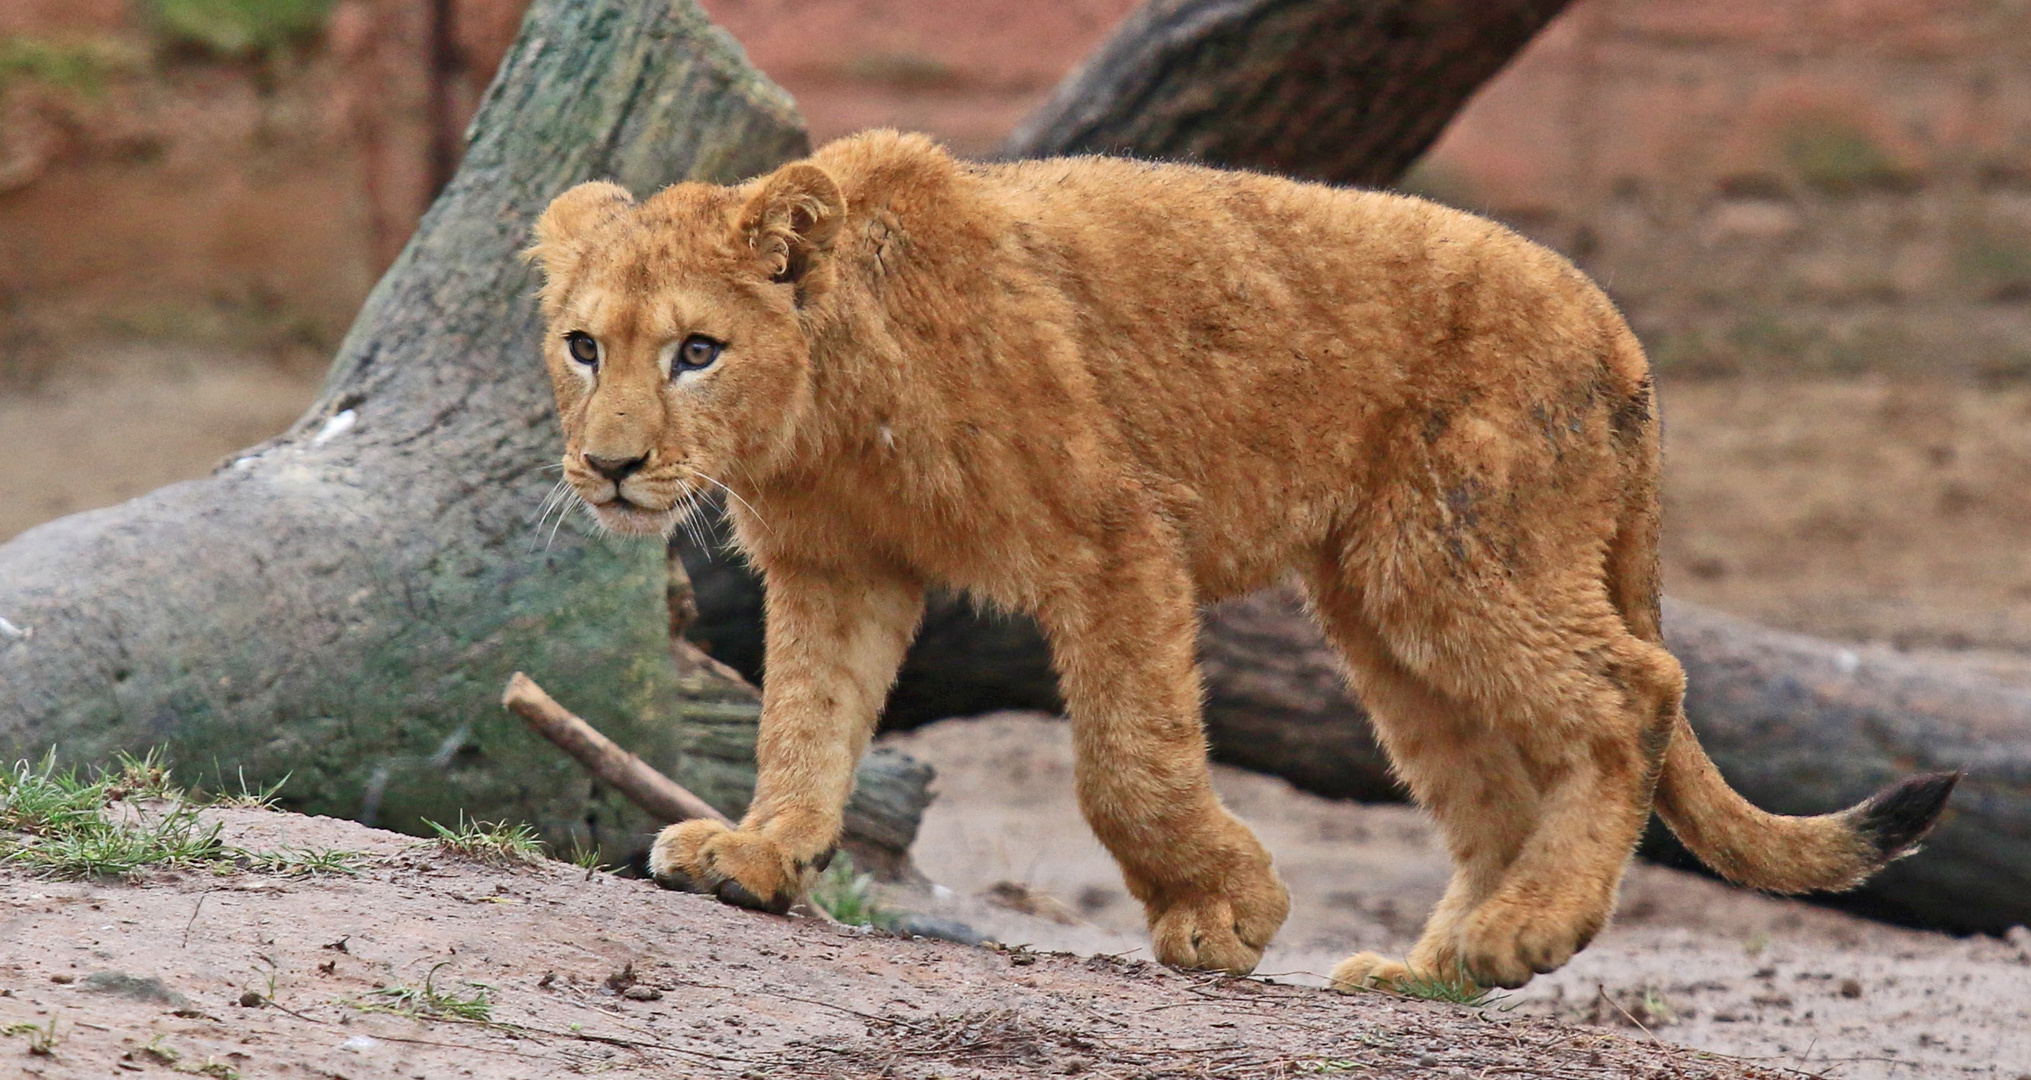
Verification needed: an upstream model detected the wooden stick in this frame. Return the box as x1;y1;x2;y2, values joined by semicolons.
501;672;733;827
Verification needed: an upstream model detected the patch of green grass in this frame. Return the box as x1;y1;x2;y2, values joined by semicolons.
806;853;896;929
4;1015;61;1056
238;846;364;876
0;751;358;880
0;37;123;98
424;814;544;866
559;838;606;876
14;800;225;878
0;752;227;878
1782;118;1915;195
202;767;287;810
1389;977;1503;1007
1635;986;1677;1025
143;0;334;59
1371;967;1509;1009
363;962;494;1022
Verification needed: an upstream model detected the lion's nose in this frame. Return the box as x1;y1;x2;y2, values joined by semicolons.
584;451;648;482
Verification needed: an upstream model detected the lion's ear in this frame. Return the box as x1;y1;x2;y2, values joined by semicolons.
533;181;633;249
737;162;845;287
525;181;633;274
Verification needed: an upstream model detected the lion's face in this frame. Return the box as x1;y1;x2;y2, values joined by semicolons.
525;165;844;536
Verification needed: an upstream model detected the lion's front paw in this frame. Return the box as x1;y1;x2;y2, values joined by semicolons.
1145;869;1289;976
1457;895;1604;989
648;820;803;916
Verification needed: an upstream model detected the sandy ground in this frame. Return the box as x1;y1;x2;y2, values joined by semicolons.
0;345;321;542
885;713;2031;1080
1657;378;2031;686
0;805;1771;1080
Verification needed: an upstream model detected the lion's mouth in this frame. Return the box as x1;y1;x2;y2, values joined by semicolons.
587;494;680;537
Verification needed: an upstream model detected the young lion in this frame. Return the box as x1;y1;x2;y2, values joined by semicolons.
525;130;1955;990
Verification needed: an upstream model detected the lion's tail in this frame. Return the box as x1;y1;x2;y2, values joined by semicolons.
1652;712;1959;894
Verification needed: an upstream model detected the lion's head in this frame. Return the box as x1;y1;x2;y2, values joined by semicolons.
524;162;846;536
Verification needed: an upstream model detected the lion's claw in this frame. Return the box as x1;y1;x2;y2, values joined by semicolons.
713;876;792;915
1142;867;1289;976
648;819;803;916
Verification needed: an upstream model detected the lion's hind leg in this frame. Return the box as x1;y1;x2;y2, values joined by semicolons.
1308;560;1679;991
1304;578;1531;994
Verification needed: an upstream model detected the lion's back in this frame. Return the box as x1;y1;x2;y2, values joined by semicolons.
807;132;1657;602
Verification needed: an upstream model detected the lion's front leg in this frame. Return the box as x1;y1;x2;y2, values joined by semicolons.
650;560;923;914
1039;533;1290;975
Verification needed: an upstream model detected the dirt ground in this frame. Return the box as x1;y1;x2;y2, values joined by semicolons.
1655;378;2031;686
0;344;323;542
0;805;1777;1080
887;714;2031;1080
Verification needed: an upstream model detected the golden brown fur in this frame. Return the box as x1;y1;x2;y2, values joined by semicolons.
525;131;1954;990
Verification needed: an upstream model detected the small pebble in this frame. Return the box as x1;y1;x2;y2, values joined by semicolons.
622;985;663;1001
1839;978;1864;999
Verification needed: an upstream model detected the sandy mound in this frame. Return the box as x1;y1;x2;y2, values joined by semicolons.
0;803;1786;1079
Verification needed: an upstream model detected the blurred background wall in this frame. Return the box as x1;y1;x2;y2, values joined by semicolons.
3;0;2027;671
8;0;2030;383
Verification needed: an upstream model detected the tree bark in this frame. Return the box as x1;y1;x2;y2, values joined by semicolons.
0;0;928;874
1002;0;1575;187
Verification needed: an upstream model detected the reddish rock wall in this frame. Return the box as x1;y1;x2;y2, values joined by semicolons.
1422;0;2031;377
5;0;2028;378
0;0;525;359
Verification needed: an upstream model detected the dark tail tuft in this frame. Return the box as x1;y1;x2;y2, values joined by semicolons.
1853;771;1961;863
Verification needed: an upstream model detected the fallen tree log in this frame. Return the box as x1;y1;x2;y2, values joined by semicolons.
0;0;928;872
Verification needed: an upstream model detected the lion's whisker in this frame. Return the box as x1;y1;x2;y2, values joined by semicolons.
529;479;574;552
676;491;714;552
690;469;771;536
544;493;575;551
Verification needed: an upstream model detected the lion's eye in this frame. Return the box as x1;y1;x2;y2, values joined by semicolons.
676;334;724;372
564;331;599;368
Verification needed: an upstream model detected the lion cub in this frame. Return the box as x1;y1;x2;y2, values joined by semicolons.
526;130;1954;990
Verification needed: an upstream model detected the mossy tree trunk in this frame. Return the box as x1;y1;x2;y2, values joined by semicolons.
0;0;927;871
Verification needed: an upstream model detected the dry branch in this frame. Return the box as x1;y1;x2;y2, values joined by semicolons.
502;672;733;827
